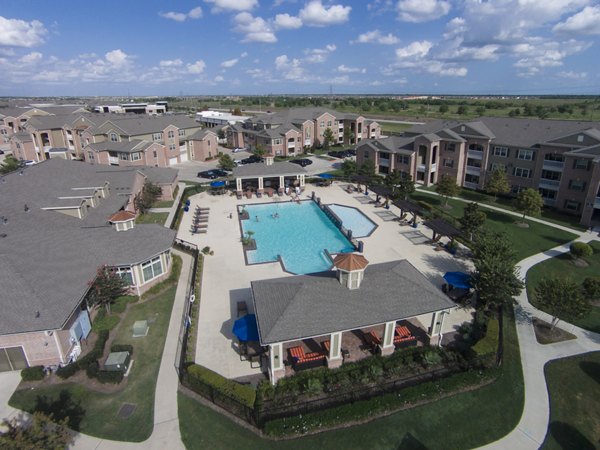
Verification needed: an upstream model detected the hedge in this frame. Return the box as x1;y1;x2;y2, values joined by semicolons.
96;370;124;384
570;242;593;258
111;344;134;355
21;366;45;381
56;329;109;379
473;318;500;356
185;364;256;408
141;254;182;300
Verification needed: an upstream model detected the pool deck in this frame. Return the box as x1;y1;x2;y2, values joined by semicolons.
179;182;474;380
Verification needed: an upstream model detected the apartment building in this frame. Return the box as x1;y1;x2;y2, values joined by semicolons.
0;158;177;371
356;117;600;227
226;107;381;157
184;129;219;161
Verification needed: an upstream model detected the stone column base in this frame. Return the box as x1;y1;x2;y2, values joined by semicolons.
269;368;286;385
379;345;394;356
327;357;343;369
428;334;441;347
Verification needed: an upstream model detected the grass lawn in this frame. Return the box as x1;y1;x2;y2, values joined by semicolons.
9;283;179;441
526;241;600;333
136;212;169;225
409;191;578;261
380;122;413;134
152;199;175;208
541;352;600;450
179;308;523;450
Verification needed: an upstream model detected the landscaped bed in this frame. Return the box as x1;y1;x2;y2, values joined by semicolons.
9;256;182;442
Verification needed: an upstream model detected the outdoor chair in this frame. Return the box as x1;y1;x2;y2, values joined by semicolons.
237;301;248;317
364;331;382;353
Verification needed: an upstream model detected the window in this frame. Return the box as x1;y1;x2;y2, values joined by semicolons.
464;173;480;184
544;153;564;162
379;152;390;160
493;146;508;157
169;144;176;151
110;133;118;142
167;130;175;139
273;138;281;145
443;158;454;168
153;150;157;158
396;154;409;165
540;169;561;181
119;153;129;160
577;134;584;143
513;167;531;178
320;121;325;127
378;165;389;174
517;149;534;160
511;185;523;194
327;120;332;127
564;200;581;211
179;129;185;137
568;179;586;191
0;129;7;135
132;152;141;161
446;143;456;152
490;163;505;172
363;151;369;159
87;151;94;161
468;143;484;152
574;159;590;170
466;158;481;168
142;256;163;283
153;132;162;142
115;267;134;286
539;188;557;201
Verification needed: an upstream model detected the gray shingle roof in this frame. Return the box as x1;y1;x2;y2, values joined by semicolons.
252;260;455;344
232;161;307;179
87;139;150;154
357;136;415;155
0;158;175;335
96;115;199;136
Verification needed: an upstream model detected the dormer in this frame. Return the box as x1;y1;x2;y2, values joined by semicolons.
264;154;275;166
108;210;136;231
333;253;369;290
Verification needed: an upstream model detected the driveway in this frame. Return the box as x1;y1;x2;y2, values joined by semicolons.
0;371;23;423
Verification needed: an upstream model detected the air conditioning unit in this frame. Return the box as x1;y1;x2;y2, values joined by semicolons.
45;330;53;337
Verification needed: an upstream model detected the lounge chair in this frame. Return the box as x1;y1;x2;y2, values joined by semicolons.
364;331;382;353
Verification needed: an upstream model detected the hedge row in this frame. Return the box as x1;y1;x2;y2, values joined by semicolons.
185;364;256;408
55;329;109;379
21;365;45;381
264;365;499;436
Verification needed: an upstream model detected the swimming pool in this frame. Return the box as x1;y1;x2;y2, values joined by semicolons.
327;204;377;238
240;201;355;274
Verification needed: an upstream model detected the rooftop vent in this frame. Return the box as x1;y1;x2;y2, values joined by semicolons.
24;204;29;212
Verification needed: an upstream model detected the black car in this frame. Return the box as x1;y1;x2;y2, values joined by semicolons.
289;158;313;167
240;155;263;165
197;169;228;179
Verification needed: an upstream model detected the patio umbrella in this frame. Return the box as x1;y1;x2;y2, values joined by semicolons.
318;173;334;179
443;272;472;289
232;314;259;342
210;180;226;187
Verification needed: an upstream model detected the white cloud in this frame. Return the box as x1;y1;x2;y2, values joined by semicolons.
159;59;183;67
214;75;225;82
0;16;47;47
395;41;433;59
553;5;600;35
187;60;206;74
241;52;248;58
105;49;130;67
352;30;400;45
337;64;366;74
19;52;42;64
299;1;352;27
221;58;239;68
233;12;277;43
274;13;303;29
557;70;587;79
512;38;590;76
303;44;336;63
274;54;307;81
205;0;258;13
396;0;451;23
160;6;203;22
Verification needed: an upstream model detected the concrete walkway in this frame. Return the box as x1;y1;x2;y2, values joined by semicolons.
479;234;600;449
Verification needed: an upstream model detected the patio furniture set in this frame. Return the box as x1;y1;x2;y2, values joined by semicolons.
235;301;266;369
190;206;209;234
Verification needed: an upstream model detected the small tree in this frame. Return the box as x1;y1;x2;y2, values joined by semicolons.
134;181;162;214
87;265;129;314
435;174;459;206
340;159;357;180
232;107;242;116
322;128;335;150
438;104;449;114
459;202;487;241
457;105;468;115
569;242;593;260
254;145;266;157
0;156;21;174
0;412;74;449
358;160;376;178
396;173;415;200
218;153;235;171
384;170;402;191
582;277;600;300
514;188;543;223
343;128;355;144
485;169;510;201
534;277;591;329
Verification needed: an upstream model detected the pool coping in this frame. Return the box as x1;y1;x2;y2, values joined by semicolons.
325;202;379;238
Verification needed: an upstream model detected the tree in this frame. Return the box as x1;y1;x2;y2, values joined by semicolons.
457;105;468;115
254;145;266;157
435;174;459;206
582;277;600;300
396;174;415;200
475;106;486;116
459;202;487;241
358;159;376;178
438;104;449;114
569;242;593;260
86;265;129;314
134;181;162;214
217;153;235;171
0;412;74;450
470;231;524;310
343;128;355;144
0;156;21;174
322;128;335;150
534;277;591;329
232;107;242;116
384;170;402;190
514;188;543;222
485;169;510;201
340;159;357;180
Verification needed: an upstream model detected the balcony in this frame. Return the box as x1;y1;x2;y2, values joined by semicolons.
467;150;483;160
542;197;556;206
466;166;481;175
417;164;426;172
595;196;600;209
288;143;296;149
463;181;479;190
304;139;311;146
108;156;119;165
378;158;390;167
430;163;437;172
543;160;564;171
538;179;560;190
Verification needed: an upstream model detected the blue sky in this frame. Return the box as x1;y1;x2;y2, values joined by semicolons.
1;0;599;96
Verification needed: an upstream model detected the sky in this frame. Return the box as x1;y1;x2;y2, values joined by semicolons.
1;0;600;96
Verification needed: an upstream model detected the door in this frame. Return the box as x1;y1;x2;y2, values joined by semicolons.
0;346;28;372
179;151;188;162
169;156;178;166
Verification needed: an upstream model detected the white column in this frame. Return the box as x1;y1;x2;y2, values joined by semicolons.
437;310;448;347
279;175;284;189
258;177;264;190
269;343;284;385
299;174;305;187
236;178;242;191
329;332;342;360
380;321;395;355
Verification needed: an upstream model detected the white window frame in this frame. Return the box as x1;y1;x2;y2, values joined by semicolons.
110;133;118;142
514;167;531;178
493;146;508;157
517;149;534;161
443;158;454;168
152;132;162;142
564;200;580;211
490;162;506;172
141;256;163;283
178;129;185;137
115;266;135;286
132;152;141;161
167;130;175;139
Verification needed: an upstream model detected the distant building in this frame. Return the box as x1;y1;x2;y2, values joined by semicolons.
195;110;247;128
93;101;169;115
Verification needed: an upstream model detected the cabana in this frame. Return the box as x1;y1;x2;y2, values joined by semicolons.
350;175;372;194
369;185;393;208
232;155;307;198
392;198;424;224
423;218;462;243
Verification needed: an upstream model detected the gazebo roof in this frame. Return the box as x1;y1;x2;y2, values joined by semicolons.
424;218;462;238
333;253;369;271
392;198;424;215
232;161;307;180
351;174;372;184
369;184;393;197
108;210;136;223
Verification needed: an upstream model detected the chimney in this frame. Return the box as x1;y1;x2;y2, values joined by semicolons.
332;253;369;290
264;154;275;166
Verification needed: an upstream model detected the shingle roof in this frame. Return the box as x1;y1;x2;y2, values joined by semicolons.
252;260;455;344
356;136;415;155
333;253;369;271
0;158;175;335
232;161;307;178
87;139;150;154
186;129;216;141
97;115;199;136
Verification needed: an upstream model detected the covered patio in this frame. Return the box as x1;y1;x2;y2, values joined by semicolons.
423;218;462;244
393;198;424;225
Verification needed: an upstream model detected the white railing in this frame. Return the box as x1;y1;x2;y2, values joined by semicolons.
304;139;311;146
463;181;479;190
543;160;564;169
431;163;437;172
417;164;426;171
538;179;560;189
467;150;483;160
542;198;556;206
378;159;390;167
466;166;481;175
288;143;295;149
108;156;119;165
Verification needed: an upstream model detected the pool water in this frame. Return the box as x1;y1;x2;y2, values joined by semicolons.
241;201;355;274
327;204;377;238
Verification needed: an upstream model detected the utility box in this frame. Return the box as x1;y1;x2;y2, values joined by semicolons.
104;351;131;373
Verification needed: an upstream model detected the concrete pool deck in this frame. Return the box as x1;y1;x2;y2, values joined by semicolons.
178;182;474;380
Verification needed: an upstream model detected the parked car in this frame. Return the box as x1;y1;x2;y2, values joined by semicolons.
327;150;345;158
240;155;263;165
289;158;313;167
197;169;228;179
0;150;4;155
232;147;247;153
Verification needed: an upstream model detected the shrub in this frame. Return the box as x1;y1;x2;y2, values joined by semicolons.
21;366;45;381
141;254;182;300
473;318;500;356
582;277;600;300
111;295;135;314
185;364;256;408
55;362;79;379
570;242;593;259
110;344;134;355
85;361;99;378
96;370;124;384
55;329;109;379
91;309;120;332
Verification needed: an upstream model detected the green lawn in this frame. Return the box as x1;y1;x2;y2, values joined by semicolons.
409;192;578;261
380;122;413;134
10;283;179;441
179;308;523;450
541;352;600;450
526;241;600;333
152;199;175;208
136;212;169;225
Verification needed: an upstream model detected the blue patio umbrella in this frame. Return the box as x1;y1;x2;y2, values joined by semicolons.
443;271;472;289
210;180;226;187
318;173;334;179
232;314;259;342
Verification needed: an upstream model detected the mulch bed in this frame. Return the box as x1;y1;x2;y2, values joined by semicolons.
532;317;577;345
